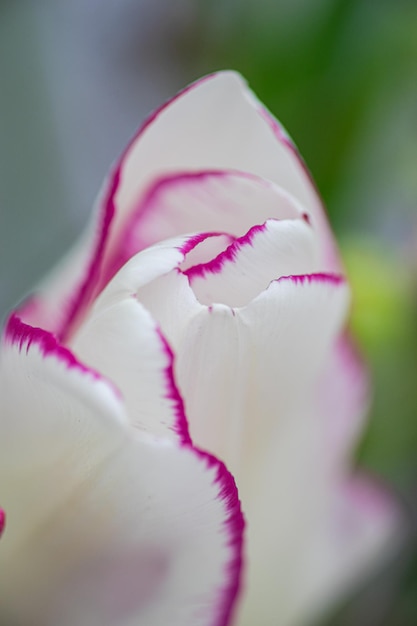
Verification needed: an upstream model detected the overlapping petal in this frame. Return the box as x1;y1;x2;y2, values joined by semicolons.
18;72;339;339
185;218;320;307
72;296;190;443
0;316;244;626
105;170;310;284
2;70;401;626
139;272;350;483
89;223;400;626
106;71;336;263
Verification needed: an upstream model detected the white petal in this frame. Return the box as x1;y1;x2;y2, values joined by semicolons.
137;272;349;482
111;72;337;269
233;339;399;626
89;233;200;312
87;231;396;626
316;335;371;463
287;473;401;626
107;170;309;278
72;296;190;443
0;314;127;614
185;218;320;307
49;440;243;626
19;72;338;339
134;267;399;625
0;315;244;626
3;439;243;626
68;232;225;442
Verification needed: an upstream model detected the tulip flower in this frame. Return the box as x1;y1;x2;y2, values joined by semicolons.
0;72;399;626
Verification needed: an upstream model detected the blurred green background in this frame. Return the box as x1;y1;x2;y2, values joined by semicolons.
1;1;416;624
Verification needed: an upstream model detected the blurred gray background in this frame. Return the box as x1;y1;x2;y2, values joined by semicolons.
0;0;192;317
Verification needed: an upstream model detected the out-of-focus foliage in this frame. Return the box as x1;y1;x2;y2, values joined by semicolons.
345;240;417;485
181;0;417;239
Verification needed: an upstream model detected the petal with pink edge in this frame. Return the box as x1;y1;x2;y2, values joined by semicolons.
109;72;336;265
19;72;338;338
138;273;349;481
89;231;348;483
105;170;310;283
72;295;191;443
185;218;320;307
0;316;244;626
127;258;400;624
